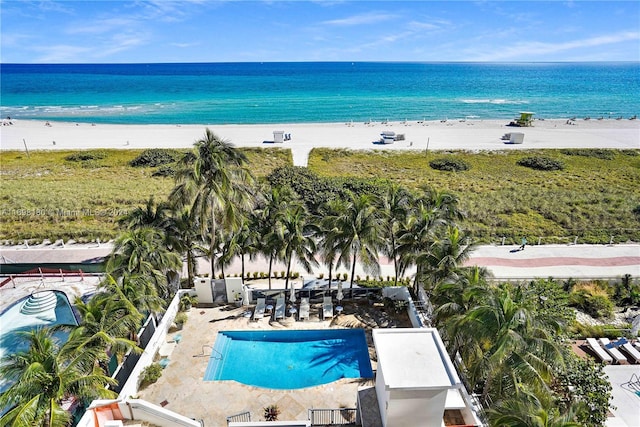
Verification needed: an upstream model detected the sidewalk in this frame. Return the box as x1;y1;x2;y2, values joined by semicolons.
1;243;638;282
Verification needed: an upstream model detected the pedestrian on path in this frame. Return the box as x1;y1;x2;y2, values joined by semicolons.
519;237;527;251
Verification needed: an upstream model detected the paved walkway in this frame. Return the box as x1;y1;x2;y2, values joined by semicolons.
1;243;638;282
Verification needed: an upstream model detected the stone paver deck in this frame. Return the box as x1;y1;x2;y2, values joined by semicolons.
136;303;401;426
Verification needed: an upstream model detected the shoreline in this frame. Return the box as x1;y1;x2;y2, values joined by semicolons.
1;118;638;166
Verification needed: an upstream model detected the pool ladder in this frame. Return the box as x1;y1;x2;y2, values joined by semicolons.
193;345;223;360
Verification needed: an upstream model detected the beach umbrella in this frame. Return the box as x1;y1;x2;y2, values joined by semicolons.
289;287;296;303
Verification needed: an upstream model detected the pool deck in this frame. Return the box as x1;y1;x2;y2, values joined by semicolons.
136;304;390;426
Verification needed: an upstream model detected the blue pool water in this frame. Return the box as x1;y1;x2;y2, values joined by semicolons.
0;290;78;392
204;329;373;389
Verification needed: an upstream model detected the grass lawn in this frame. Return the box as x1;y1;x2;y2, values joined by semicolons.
1;147;638;244
0;148;291;242
308;148;640;244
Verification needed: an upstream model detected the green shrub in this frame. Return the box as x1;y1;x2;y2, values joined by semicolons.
517;156;565;171
65;150;108;162
429;157;470;172
620;149;639;156
151;165;175;177
559;149;615;160
174;312;188;325
140;363;163;388
130;149;182;167
569;284;614;319
264;405;280;421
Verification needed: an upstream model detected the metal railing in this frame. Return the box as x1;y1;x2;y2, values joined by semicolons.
309;408;357;426
226;411;251;424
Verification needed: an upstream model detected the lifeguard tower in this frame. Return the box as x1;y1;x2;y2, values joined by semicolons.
516;111;535;127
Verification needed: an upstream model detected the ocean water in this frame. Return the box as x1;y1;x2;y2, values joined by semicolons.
1;62;638;124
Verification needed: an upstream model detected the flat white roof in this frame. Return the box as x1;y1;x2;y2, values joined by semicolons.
373;328;461;390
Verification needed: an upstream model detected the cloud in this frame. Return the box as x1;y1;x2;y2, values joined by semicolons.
170;42;198;48
34;44;92;63
322;11;396;26
470;30;640;61
66;18;139;35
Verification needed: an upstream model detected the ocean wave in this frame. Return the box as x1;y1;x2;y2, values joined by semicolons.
461;99;528;105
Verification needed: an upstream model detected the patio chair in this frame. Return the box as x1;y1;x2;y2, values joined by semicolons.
621;342;640;364
274;297;285;320
586;338;613;364
323;296;333;320
252;298;266;321
599;337;628;364
299;297;310;321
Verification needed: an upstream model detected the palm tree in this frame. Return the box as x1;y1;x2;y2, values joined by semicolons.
488;392;580;427
378;184;412;285
324;193;383;289
107;227;181;300
274;203;318;291
117;196;171;231
170;129;254;277
424;226;476;285
216;212;258;280
102;273;165;316
65;292;142;363
163;208;207;287
318;199;348;288
257;185;301;289
396;188;463;293
456;286;565;406
396;202;445;293
432;265;491;356
0;329;116;427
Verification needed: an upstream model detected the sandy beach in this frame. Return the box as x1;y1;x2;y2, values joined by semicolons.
1;118;638;166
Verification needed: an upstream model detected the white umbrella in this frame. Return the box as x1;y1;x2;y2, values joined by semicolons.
289;287;296;303
336;281;344;304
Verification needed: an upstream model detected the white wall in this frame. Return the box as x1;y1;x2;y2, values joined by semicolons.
194;277;213;304
386;389;448;427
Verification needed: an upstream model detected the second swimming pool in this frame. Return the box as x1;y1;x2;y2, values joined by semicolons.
204;329;373;389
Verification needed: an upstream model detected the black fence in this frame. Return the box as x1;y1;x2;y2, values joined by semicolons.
111;350;140;394
109;314;156;394
250;288;383;305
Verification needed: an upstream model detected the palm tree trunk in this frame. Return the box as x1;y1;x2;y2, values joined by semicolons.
328;262;333;288
210;204;217;278
285;252;292;291
414;264;421;294
391;235;398;286
241;253;245;281
268;254;274;290
350;252;357;289
186;250;193;288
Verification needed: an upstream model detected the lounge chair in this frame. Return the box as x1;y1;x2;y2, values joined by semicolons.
252;298;266;321
598;338;628;364
299;297;310;321
586;338;613;364
621;342;640;364
274;297;285;320
323;296;333;320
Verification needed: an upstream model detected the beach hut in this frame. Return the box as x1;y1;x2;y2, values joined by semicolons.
273;131;285;143
507;132;525;144
516;112;535;127
380;131;396;144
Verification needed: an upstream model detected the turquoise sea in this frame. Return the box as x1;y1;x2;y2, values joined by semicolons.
1;62;638;124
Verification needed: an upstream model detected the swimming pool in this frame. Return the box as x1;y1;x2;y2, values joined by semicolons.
204;329;373;389
0;290;78;392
